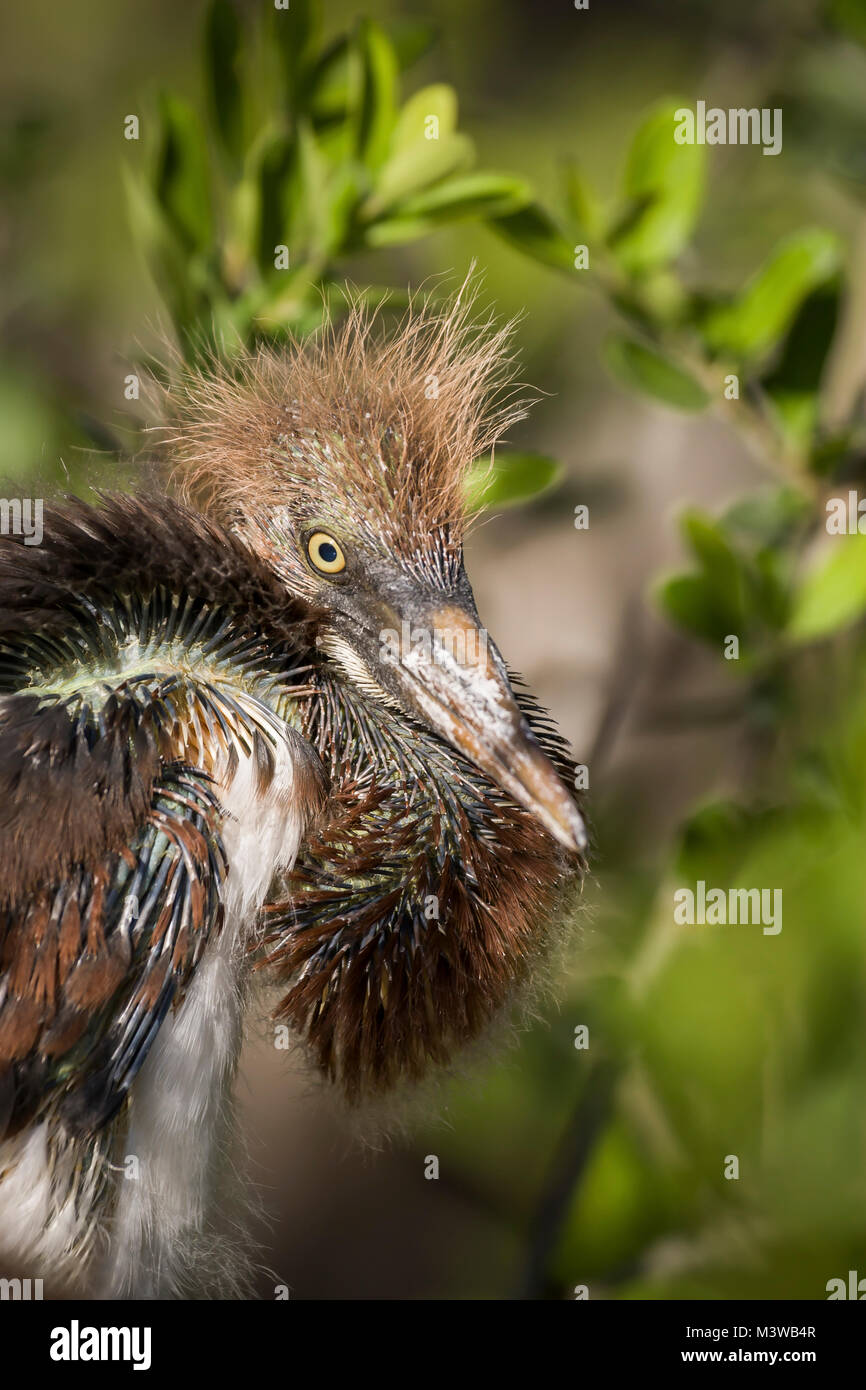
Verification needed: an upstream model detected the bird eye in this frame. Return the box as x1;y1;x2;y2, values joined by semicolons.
307;531;346;575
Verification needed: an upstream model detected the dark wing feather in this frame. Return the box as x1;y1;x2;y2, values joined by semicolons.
0;493;319;1137
0;740;226;1136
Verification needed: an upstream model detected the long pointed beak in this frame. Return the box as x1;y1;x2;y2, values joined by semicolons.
383;604;586;854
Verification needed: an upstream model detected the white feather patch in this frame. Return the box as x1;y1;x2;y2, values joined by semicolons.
0;724;318;1298
98;726;313;1298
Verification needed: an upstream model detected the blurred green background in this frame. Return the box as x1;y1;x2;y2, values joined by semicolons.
4;0;866;1299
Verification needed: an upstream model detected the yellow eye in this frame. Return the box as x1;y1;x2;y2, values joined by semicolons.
307;531;346;575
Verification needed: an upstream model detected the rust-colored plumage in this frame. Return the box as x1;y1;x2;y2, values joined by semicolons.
265;675;576;1097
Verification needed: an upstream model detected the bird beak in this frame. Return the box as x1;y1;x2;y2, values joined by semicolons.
381;604;586;854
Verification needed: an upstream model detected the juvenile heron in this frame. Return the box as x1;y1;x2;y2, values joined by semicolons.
0;294;585;1297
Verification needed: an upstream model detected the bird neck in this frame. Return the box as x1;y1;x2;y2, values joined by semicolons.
263;666;579;1097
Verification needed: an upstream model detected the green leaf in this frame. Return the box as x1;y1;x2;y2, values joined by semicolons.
204;0;244;164
488;203;575;272
662;507;796;644
762;281;841;449
701;229;842;363
397;172;531;221
308;37;350;124
364;84;468;217
322;161;366;256
464;452;563;513
389;83;457;154
351;19;399;171
607;99;705;274
656;573;728;643
604;336;710;411
681;510;745;611
251;128;297;276
154;94;213;253
293;119;330;257
722;488;810;548
224;124;301;283
680;510;750;629
271;0;319;113
364;132;473;217
752;546;793;631
361;215;439;247
123;164;203;336
789;534;866;641
563;158;603;239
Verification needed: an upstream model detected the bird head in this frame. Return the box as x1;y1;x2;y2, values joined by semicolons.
165;288;585;856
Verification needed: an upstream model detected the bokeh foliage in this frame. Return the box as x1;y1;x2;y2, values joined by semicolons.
125;0;537;348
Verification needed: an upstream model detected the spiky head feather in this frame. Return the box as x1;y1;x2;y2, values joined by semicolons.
162;285;529;589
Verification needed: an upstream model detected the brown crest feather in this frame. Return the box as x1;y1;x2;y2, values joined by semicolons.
162;282;531;556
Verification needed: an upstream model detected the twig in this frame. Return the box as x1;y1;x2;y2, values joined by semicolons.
515;1058;621;1299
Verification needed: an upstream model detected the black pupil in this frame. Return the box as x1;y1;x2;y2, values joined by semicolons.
318;541;338;564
